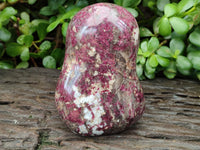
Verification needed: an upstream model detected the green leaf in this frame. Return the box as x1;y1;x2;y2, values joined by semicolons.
0;61;14;69
149;54;158;67
171;31;187;40
0;27;11;42
176;55;192;75
169;17;189;35
136;64;143;78
122;0;135;7
114;0;123;6
187;50;200;60
158;17;171;36
61;22;69;37
137;55;146;65
164;71;176;79
76;0;89;8
48;0;66;11
39;41;51;51
139;27;153;37
131;0;142;7
19;22;36;35
16;35;33;47
144;70;155;79
37;23;49;41
40;6;56;16
155;54;170;67
125;8;138;18
28;0;37;4
118;0;142;7
20;12;30;23
31;19;49;27
17;35;26;45
19;19;26;25
51;48;65;65
145;0;156;10
169;38;185;54
142;51;152;58
157;46;172;58
42;55;56;69
61;7;81;21
49;16;57;24
187;44;200;53
10;15;17;22
164;3;178;17
194;0;200;5
189;29;200;47
174;50;181;58
178;0;194;13
24;35;33;47
7;0;18;4
187;51;200;70
163;61;177;79
20;48;30;61
121;0;141;8
16;61;29;69
145;58;156;74
138;48;143;55
178;69;191;76
59;6;67;14
46;20;60;32
39;41;51;58
186;7;200;25
47;7;81;32
156;0;170;11
0;7;17;25
148;37;159;52
6;43;28;57
153;17;160;34
62;7;81;20
191;57;200;70
139;56;146;65
136;56;140;63
140;40;148;52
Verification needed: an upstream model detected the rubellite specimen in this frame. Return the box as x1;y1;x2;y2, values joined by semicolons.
55;3;145;136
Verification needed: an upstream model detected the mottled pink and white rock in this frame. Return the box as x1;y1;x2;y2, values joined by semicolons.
55;3;145;136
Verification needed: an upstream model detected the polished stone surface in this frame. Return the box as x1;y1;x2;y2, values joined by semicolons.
55;3;144;136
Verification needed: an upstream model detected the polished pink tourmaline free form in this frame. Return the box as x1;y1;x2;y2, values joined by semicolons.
55;3;145;136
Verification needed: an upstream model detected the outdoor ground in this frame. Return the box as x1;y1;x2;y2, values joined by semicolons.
0;68;200;150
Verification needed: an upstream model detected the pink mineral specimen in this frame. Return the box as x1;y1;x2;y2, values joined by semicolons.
55;3;145;136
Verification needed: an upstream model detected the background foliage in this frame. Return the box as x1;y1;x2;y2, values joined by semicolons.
0;0;200;80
